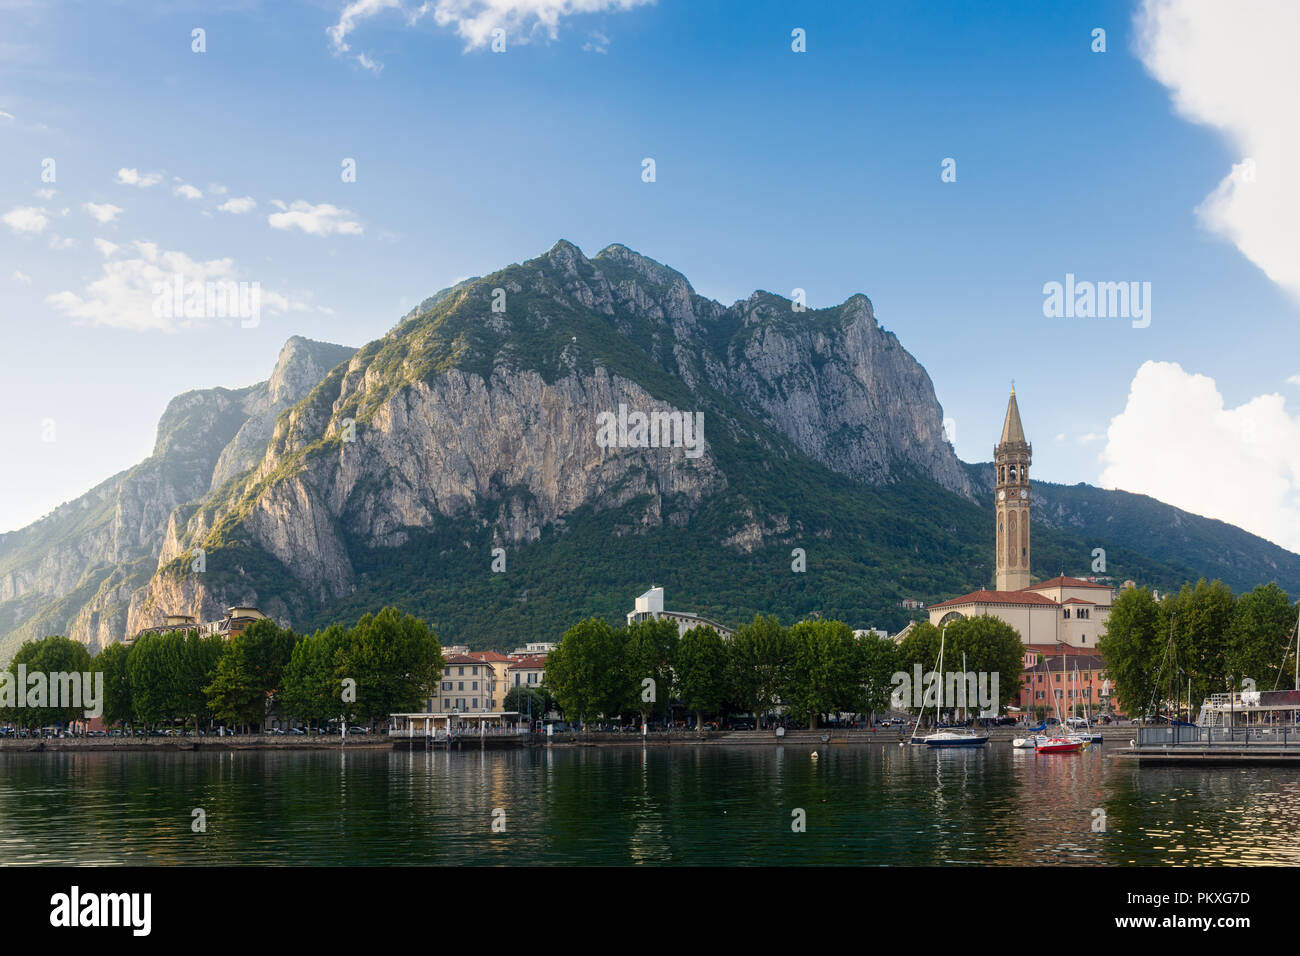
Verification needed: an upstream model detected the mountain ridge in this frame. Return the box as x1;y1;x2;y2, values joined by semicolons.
2;241;1297;659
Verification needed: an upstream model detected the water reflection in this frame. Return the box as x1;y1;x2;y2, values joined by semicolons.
1;746;1297;865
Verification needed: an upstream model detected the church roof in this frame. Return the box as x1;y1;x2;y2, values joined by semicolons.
999;388;1027;445
929;589;1059;610
1028;575;1113;591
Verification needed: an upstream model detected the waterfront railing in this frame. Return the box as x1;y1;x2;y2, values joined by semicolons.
1137;725;1300;747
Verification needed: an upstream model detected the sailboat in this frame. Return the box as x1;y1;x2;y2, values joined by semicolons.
1065;649;1103;746
910;628;989;748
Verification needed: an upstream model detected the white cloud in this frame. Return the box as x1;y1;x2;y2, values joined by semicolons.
11;270;31;284
93;238;119;257
48;235;76;250
1076;432;1104;444
356;51;383;72
84;202;124;223
328;0;650;57
1287;374;1300;387
34;188;55;199
1099;361;1300;553
1135;0;1300;302
218;196;257;214
209;183;228;195
116;168;163;187
174;183;203;200
328;0;402;53
0;110;13;121
2;205;48;233
45;239;314;332
583;30;609;53
267;199;363;236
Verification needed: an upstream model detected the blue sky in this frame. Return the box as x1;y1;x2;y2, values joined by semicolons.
2;0;1298;549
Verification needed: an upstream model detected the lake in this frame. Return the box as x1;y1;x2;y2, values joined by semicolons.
1;744;1296;865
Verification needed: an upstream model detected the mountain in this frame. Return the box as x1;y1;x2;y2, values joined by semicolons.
3;242;1297;660
0;337;356;662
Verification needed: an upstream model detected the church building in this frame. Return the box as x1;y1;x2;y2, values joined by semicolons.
921;389;1117;715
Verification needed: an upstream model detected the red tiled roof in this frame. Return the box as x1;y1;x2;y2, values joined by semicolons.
1024;643;1101;656
1026;575;1113;590
467;651;512;661
1061;597;1096;605
443;654;485;664
508;656;547;670
929;589;1059;610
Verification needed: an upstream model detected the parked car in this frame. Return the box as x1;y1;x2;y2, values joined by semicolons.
346;726;369;734
290;727;307;735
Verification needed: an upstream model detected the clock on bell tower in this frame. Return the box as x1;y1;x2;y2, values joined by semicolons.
994;386;1032;591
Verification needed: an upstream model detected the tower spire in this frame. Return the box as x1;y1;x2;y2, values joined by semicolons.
994;387;1032;591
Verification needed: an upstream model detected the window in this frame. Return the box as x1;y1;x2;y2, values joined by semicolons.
1081;635;1087;644
442;682;452;691
443;667;450;676
458;681;464;691
472;681;478;691
1063;608;1070;619
472;699;478;708
514;674;520;686
458;666;464;676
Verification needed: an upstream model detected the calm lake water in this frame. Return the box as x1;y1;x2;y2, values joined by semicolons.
1;744;1297;866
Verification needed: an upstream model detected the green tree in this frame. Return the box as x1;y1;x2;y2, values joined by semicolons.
543;618;626;726
282;624;348;727
126;632;181;728
0;636;94;730
857;631;901;716
1228;583;1296;692
896;621;944;719
503;683;554;721
92;640;134;728
1164;579;1235;715
622;618;679;727
205;638;268;730
784;619;862;729
677;625;727;730
726;615;789;727
1097;587;1163;717
335;608;444;726
946;615;1024;712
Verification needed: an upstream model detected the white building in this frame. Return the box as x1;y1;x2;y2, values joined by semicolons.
626;586;734;638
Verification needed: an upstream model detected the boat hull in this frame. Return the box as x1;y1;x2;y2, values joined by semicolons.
1035;738;1082;754
924;735;990;748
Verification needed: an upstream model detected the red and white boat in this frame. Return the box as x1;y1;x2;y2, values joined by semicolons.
1034;736;1082;754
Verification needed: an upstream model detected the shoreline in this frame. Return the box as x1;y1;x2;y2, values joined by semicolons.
0;725;1131;753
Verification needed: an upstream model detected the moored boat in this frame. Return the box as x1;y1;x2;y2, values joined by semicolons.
923;729;990;748
1035;736;1082;754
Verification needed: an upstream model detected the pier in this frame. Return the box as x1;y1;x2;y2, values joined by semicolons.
1113;725;1300;765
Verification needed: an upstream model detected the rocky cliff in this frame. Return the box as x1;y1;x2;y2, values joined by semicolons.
0;336;354;659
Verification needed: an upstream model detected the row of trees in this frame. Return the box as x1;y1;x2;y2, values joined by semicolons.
1;608;444;731
1098;581;1298;718
542;613;1024;729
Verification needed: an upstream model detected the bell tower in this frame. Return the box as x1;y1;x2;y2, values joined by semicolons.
995;386;1032;591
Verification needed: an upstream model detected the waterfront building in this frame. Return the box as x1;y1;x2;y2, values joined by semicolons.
924;391;1115;650
128;606;268;646
507;655;547;689
509;641;555;656
1017;647;1113;718
429;654;500;714
626;586;734;638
